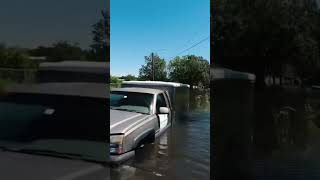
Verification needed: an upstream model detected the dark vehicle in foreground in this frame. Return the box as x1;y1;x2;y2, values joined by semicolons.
0;82;109;179
110;87;173;164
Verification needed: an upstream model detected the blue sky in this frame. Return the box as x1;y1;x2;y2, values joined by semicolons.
110;0;210;76
0;0;107;49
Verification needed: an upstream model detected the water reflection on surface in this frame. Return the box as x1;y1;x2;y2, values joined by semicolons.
224;86;320;180
110;91;210;180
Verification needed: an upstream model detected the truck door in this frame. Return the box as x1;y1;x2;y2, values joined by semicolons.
163;90;173;123
156;93;170;130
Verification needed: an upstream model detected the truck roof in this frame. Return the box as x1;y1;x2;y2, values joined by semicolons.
39;61;109;74
122;81;190;88
5;82;108;98
211;67;256;82
111;87;164;95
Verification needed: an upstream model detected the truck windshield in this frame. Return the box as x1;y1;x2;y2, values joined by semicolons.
110;91;153;114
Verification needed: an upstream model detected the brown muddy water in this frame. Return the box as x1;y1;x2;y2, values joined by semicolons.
109;92;210;180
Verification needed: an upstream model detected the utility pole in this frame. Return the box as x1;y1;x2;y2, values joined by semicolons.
151;52;154;81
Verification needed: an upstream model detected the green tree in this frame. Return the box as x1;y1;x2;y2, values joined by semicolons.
138;53;167;81
168;55;210;89
29;41;85;61
51;41;85;61
110;75;122;84
0;44;35;69
214;0;320;88
89;10;109;61
120;74;138;81
110;75;123;88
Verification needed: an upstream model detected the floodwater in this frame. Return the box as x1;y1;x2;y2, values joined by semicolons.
110;91;210;180
214;85;320;180
250;87;320;180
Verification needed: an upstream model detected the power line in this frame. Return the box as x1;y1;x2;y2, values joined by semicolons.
172;19;210;54
176;36;210;56
173;32;202;53
168;36;210;60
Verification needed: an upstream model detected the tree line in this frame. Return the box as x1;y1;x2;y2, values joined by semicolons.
213;0;320;88
111;53;210;89
0;10;108;68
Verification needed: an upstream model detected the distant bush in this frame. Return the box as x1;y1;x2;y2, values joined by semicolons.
0;44;37;69
110;75;123;88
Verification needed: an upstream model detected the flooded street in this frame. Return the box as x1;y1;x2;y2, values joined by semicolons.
214;86;320;180
211;66;320;180
251;118;320;179
110;92;210;180
249;87;320;180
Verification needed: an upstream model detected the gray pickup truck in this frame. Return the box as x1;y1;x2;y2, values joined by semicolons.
109;87;173;164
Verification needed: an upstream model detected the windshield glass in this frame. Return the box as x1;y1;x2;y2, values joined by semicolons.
110;91;153;114
0;93;108;163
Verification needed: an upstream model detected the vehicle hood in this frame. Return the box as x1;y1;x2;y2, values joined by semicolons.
110;110;149;134
0;151;109;180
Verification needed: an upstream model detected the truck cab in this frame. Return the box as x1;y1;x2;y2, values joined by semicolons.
109;87;172;164
121;81;190;118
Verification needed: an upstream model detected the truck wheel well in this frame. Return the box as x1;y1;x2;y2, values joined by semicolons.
135;130;155;149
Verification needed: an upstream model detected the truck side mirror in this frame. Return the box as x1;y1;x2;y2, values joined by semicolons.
159;107;169;114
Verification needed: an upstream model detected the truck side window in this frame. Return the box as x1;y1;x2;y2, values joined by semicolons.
156;94;167;113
